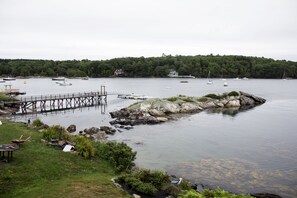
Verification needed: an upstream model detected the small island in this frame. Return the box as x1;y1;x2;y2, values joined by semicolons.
110;91;266;126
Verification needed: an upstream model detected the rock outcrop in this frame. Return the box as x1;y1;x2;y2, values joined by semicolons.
110;91;266;126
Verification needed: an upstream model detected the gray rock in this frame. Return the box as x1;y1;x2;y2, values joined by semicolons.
240;95;255;106
84;127;100;135
66;124;76;133
100;126;116;135
226;99;241;107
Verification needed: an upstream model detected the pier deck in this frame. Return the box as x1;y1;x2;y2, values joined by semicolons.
3;86;107;114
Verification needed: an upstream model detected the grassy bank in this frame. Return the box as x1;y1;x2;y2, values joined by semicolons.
0;118;130;198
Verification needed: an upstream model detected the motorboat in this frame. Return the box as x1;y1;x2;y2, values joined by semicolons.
52;77;65;81
3;77;16;81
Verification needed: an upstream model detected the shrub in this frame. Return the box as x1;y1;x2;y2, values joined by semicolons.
43;125;69;141
123;175;142;188
95;141;136;172
178;189;201;198
167;97;178;102
201;188;254;198
137;182;158;196
228;91;240;97
204;93;221;100
71;136;95;159
182;97;195;103
197;97;208;102
119;174;157;196
0;94;16;102
164;184;181;197
179;179;192;190
32;118;45;128
132;169;169;189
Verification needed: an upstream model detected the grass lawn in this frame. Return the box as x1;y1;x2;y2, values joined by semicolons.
0;118;131;198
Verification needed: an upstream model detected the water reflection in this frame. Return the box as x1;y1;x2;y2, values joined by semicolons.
166;159;297;198
205;106;256;117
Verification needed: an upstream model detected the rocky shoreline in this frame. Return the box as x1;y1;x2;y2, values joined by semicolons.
109;91;266;126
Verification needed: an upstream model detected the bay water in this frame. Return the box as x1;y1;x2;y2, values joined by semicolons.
5;78;297;197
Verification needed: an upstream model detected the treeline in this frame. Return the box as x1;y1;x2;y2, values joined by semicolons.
0;55;296;78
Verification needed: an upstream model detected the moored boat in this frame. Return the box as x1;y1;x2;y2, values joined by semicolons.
3;77;16;81
52;77;65;81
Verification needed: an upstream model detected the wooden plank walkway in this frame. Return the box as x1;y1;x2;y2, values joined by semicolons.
4;87;108;114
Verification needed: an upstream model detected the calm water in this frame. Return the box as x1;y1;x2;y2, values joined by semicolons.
5;78;297;197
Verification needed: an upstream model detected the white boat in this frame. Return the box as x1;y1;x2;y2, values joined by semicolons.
207;71;213;84
81;76;89;80
56;79;72;86
223;82;228;87
52;77;65;81
118;94;150;100
3;77;16;81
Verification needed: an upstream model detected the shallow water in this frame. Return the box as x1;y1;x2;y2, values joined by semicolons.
5;78;297;197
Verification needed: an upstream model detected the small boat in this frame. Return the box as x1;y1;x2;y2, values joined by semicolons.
3;77;16;81
56;79;72;86
223;82;228;87
81;76;89;80
57;81;72;86
207;71;213;84
118;94;150;100
52;77;65;81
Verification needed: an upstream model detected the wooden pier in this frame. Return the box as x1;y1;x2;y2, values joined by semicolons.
4;86;107;114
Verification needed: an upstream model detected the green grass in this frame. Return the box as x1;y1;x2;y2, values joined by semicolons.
0;94;16;102
0;118;130;198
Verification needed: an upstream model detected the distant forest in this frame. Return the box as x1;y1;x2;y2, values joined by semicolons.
0;55;296;78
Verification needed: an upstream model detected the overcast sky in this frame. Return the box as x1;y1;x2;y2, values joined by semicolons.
0;0;297;61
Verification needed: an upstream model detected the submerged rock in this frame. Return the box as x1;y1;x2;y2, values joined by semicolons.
109;91;266;126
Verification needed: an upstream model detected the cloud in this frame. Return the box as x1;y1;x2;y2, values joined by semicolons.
0;0;296;60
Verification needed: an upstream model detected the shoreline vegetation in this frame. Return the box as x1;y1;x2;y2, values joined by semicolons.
0;118;280;198
1;92;282;197
1;54;297;79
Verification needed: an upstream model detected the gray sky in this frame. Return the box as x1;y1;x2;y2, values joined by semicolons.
0;0;297;61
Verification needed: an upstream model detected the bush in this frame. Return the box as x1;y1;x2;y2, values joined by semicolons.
164;184;181;197
32;118;45;128
182;97;195;102
71;136;95;159
178;189;201;198
137;182;158;196
132;169;169;189
0;93;16;102
179;179;192;190
167;97;178;102
95;141;136;172
201;188;254;198
228;91;240;97
43;125;69;141
119;174;158;196
197;97;208;102
204;93;221;100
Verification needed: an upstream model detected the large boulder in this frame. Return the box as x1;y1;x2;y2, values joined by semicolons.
84;127;100;135
66;124;76;133
240;91;266;104
100;126;116;135
180;102;203;113
240;95;255;106
226;99;241;107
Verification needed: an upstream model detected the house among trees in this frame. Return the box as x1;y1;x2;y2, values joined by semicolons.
113;69;125;77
